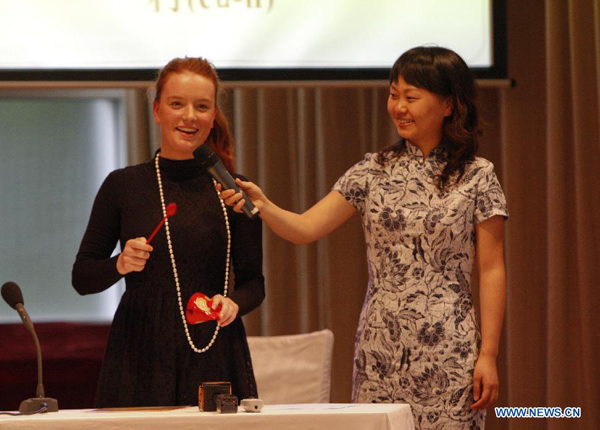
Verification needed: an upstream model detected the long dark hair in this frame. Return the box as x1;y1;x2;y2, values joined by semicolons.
382;46;480;190
154;57;235;172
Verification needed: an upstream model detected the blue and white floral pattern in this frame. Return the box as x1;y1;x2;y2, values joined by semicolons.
334;141;508;430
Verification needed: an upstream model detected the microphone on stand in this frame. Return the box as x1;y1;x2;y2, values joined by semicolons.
1;281;59;414
194;144;260;219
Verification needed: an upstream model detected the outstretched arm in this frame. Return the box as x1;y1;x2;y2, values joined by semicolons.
471;215;507;410
219;178;356;245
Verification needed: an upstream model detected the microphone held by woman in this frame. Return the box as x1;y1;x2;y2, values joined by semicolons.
194;144;259;219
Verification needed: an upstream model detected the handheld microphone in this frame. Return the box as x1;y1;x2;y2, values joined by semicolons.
194;145;260;219
1;282;59;414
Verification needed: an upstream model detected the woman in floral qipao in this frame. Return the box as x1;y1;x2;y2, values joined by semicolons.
220;46;508;429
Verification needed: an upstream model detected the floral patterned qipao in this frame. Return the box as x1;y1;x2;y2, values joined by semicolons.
333;141;508;430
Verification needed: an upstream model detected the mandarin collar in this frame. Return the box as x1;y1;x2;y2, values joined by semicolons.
404;140;446;164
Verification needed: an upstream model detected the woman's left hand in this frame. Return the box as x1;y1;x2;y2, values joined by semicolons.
471;353;499;410
210;295;239;327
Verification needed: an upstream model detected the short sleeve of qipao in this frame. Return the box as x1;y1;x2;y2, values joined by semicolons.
332;153;376;216
473;161;509;224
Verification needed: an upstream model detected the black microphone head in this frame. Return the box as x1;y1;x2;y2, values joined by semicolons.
194;144;220;169
1;281;24;309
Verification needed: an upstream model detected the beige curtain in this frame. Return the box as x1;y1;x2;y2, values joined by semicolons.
226;87;397;401
497;0;599;429
136;0;599;427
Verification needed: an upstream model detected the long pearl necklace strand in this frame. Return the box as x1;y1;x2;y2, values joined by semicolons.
154;152;231;353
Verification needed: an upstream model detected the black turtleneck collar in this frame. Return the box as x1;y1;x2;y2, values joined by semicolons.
152;150;208;182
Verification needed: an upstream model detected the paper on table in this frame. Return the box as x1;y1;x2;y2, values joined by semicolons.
267;404;358;411
91;406;189;413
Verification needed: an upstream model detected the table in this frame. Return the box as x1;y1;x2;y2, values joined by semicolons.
0;403;415;430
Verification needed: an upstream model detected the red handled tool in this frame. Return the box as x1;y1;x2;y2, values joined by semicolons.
147;203;177;244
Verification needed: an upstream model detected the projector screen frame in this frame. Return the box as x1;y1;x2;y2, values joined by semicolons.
0;0;507;83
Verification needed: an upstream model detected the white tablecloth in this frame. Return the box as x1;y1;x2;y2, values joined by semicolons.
0;403;415;430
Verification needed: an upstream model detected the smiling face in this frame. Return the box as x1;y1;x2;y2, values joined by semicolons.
387;75;453;153
153;71;216;160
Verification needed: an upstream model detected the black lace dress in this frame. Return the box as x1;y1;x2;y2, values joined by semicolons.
72;155;264;407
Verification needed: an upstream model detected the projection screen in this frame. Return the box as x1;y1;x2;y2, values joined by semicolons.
0;0;505;80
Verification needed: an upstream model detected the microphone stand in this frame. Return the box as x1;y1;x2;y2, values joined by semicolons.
16;303;59;414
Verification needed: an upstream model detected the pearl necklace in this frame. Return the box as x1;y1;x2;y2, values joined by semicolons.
154;152;231;353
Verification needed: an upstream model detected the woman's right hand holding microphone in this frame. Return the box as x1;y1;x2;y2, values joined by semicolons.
217;178;266;214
